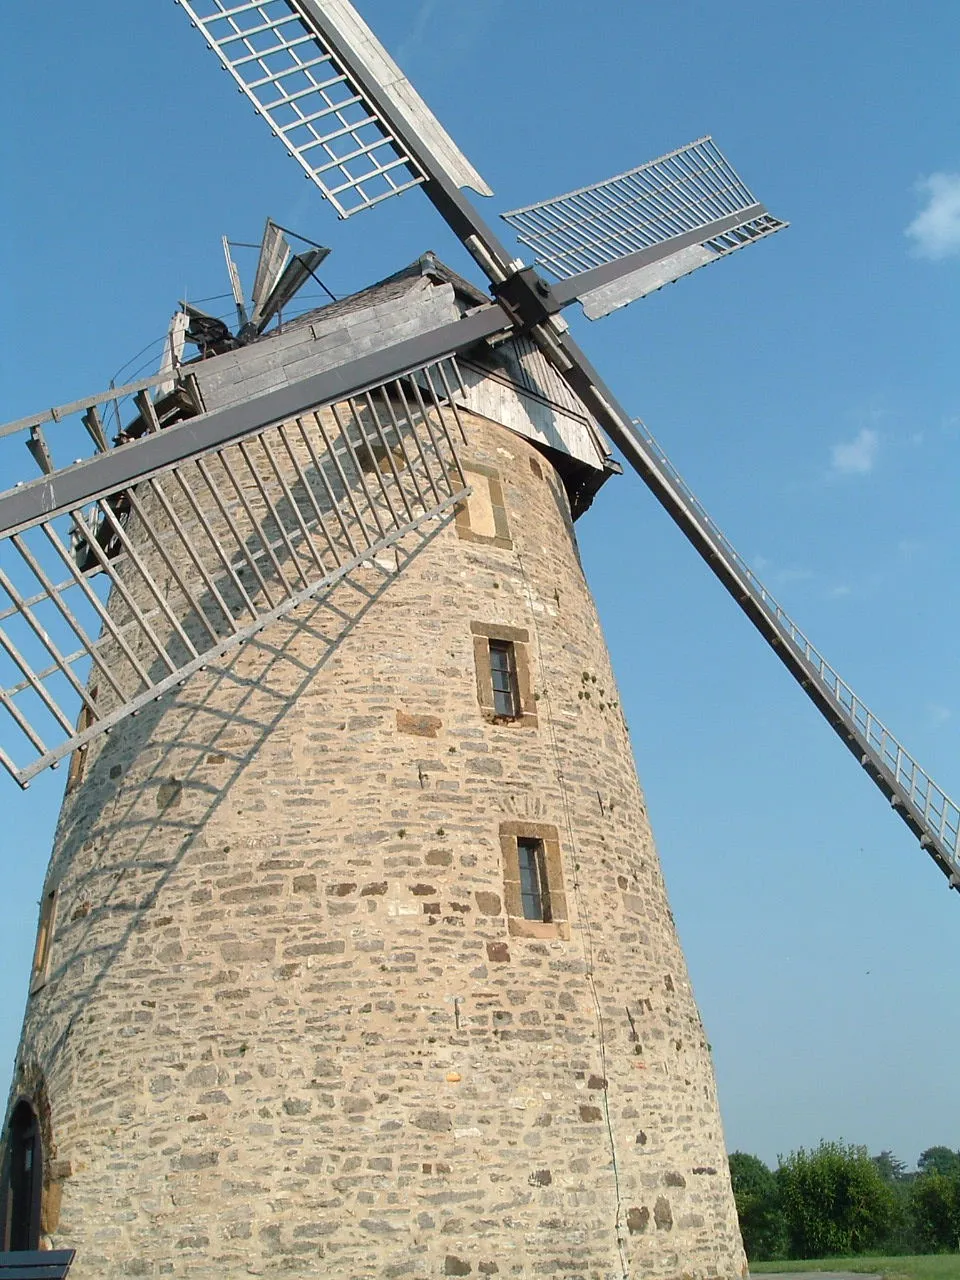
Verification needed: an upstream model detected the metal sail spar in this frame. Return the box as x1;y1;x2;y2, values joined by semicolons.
618;418;960;892
502;138;787;319
174;0;492;218
0;357;469;788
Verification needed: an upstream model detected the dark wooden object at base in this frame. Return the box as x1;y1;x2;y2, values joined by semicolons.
0;1251;75;1278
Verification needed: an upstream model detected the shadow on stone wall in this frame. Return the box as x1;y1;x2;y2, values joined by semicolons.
21;513;453;1076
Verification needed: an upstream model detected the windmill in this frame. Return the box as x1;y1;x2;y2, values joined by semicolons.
0;1;954;1275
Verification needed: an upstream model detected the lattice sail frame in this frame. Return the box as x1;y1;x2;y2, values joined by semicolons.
626;419;960;886
0;359;468;787
174;0;491;217
502;137;786;317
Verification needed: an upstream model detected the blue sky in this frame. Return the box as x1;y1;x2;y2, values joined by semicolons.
2;1;959;1170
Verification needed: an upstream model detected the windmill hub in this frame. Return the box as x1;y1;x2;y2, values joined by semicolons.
492;266;565;334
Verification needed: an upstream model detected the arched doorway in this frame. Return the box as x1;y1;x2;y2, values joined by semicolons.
1;1101;43;1250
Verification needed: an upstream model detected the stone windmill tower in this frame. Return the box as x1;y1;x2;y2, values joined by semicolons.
2;3;958;1278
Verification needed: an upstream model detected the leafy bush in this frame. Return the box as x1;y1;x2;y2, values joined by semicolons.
910;1172;960;1252
775;1141;898;1258
729;1151;788;1260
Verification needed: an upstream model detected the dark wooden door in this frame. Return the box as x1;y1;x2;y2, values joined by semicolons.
1;1104;42;1252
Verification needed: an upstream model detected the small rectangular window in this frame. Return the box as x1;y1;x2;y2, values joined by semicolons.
31;888;57;992
471;623;537;727
500;822;568;939
66;685;98;793
489;640;520;718
517;837;551;922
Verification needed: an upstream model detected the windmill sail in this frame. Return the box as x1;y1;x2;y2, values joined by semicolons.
503;137;786;318
156;311;189;398
250;219;292;326
174;0;492;218
222;234;248;326
0;353;469;787
615;417;960;892
255;247;330;332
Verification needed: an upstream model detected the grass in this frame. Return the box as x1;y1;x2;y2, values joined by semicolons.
752;1256;960;1280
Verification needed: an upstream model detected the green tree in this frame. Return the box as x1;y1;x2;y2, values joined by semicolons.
776;1141;897;1258
728;1152;787;1261
910;1171;960;1252
869;1150;913;1254
918;1147;960;1179
873;1150;908;1184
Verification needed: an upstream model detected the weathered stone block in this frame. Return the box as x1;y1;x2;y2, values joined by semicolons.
396;711;443;738
413;1110;452;1133
220;939;275;962
626;1206;649;1234
654;1195;674;1230
176;1151;219;1172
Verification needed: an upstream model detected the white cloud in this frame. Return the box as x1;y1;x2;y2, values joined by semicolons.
774;566;814;587
397;1;501;68
396;0;442;65
830;427;878;476
906;173;960;261
896;538;923;560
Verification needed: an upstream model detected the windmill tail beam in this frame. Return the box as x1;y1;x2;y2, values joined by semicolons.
613;415;960;891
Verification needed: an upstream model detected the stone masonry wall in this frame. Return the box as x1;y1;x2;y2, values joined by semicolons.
6;406;746;1280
